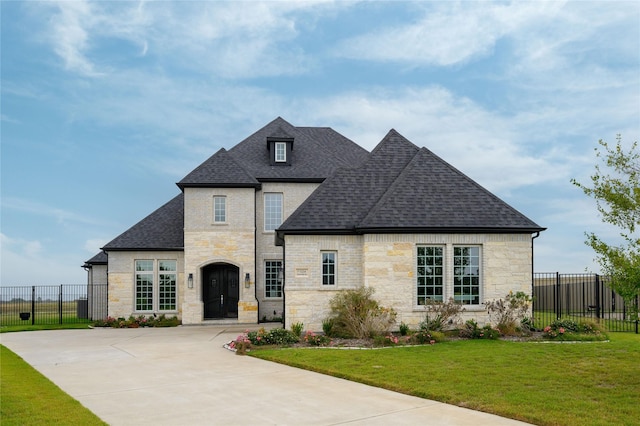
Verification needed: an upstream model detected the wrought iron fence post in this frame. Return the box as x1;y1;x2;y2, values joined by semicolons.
31;286;35;325
59;285;63;324
595;274;601;319
555;272;561;320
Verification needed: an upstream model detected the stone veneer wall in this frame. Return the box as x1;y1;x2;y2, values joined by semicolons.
107;250;184;319
255;182;320;321
182;187;257;324
284;233;533;331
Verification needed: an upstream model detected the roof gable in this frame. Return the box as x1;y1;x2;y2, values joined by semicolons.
278;130;420;232
178;148;259;188
278;130;544;235
102;194;184;251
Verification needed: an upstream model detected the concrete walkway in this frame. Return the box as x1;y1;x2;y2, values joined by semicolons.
1;326;531;425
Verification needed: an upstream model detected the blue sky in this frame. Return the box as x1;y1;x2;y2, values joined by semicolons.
1;1;639;285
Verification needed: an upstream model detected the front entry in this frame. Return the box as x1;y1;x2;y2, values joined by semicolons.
202;263;239;319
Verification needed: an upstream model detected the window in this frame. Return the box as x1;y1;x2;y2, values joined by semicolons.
322;251;336;285
417;246;444;304
454;246;480;305
275;142;286;162
135;260;154;311
264;193;283;231
135;259;177;312
158;260;177;310
265;260;283;298
213;196;226;223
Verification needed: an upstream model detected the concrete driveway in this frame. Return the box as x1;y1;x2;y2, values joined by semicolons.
1;326;530;425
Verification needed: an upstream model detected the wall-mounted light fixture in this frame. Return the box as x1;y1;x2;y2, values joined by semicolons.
188;273;193;289
244;273;251;288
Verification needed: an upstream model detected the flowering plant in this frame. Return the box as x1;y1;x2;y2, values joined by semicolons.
303;330;331;346
230;331;252;355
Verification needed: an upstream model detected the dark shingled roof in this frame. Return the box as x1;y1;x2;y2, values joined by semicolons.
102;194;184;251
178;117;369;186
82;251;107;268
278;129;545;236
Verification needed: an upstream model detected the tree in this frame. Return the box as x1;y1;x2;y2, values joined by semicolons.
572;135;640;317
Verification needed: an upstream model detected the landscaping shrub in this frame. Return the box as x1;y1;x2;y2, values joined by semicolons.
92;314;180;328
302;330;331;346
409;330;445;344
543;318;607;341
326;287;397;339
322;318;334;336
485;291;532;335
247;327;299;346
420;298;465;332
458;319;500;340
290;322;304;337
399;321;410;336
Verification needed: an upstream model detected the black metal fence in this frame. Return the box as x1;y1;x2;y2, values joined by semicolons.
533;273;639;333
0;284;108;327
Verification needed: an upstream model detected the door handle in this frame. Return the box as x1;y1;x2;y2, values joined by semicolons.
220;294;224;304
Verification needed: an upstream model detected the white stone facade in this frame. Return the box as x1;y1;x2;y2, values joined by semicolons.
284;233;533;331
107;250;184;319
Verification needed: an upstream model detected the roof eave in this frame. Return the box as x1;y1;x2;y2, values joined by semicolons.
102;247;185;252
176;182;261;190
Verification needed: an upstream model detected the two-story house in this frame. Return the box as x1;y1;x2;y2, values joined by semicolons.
85;117;544;330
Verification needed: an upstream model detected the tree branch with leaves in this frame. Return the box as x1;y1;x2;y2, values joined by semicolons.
572;135;640;317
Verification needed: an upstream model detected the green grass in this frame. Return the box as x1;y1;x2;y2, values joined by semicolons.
1;323;93;333
251;334;640;426
0;345;107;426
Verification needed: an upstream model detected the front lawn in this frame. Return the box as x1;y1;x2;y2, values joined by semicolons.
250;333;640;426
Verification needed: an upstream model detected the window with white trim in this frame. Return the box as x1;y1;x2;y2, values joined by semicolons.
454;246;480;305
265;260;283;298
275;142;286;162
135;259;177;312
213;196;226;223
264;193;283;231
322;251;336;285
417;246;444;304
158;260;177;310
135;260;154;311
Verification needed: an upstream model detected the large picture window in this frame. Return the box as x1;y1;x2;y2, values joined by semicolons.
135;259;178;312
322;251;336;285
264;193;283;231
454;246;480;305
416;246;444;304
265;260;283;298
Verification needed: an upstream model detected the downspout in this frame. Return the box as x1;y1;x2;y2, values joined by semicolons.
254;189;260;322
531;232;540;297
282;240;286;329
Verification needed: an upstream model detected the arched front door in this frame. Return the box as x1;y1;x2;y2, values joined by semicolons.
202;263;239;319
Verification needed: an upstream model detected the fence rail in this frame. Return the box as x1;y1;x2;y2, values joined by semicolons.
533;273;639;333
0;284;108;327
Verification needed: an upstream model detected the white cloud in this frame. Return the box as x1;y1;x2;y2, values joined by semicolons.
299;86;567;193
1;197;105;227
1;234;86;285
335;2;562;66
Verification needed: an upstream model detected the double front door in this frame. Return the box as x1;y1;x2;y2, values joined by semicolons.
203;264;239;319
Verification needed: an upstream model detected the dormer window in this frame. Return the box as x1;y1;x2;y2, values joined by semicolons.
275;142;286;163
267;135;294;166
